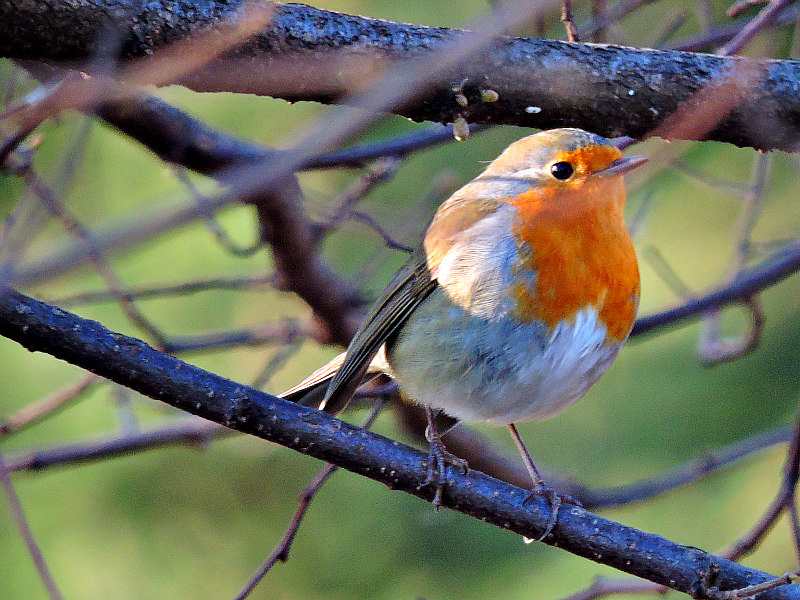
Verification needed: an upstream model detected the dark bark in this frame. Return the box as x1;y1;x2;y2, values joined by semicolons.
0;286;798;599
3;1;800;150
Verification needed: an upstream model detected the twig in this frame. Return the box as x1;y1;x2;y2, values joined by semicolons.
162;320;312;355
718;0;796;55
558;577;667;600
721;412;800;561
631;241;800;337
577;0;658;38
51;274;275;306
651;9;689;48
672;159;750;197
0;374;101;437
232;397;386;600
561;0;580;41
729;0;771;19
708;570;800;600
666;5;800;51
590;0;607;42
20;166;169;347
697;152;771;365
582;424;794;508
346;210;415;253
0;451;64;600
4;418;228;472
251;340;304;390
313;158;402;240
177;169;264;257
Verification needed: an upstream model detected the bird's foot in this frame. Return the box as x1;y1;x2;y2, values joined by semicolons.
523;485;583;541
423;435;468;511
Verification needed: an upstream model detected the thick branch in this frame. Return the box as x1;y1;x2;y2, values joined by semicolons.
0;287;798;598
3;1;800;150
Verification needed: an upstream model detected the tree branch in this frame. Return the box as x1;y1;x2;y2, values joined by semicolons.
0;286;798;598
632;242;800;338
4;1;800;150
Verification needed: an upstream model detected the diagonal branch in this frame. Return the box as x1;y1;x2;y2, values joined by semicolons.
0;286;798;598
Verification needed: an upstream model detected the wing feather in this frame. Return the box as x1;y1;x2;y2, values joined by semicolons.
320;246;436;415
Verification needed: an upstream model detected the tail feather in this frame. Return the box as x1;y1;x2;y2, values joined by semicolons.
279;352;347;408
279;348;391;414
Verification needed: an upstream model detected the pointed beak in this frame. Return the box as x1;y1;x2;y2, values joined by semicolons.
599;155;648;177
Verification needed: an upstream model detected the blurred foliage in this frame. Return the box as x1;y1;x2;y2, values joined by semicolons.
2;1;800;599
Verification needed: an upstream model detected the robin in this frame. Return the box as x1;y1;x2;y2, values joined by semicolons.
282;128;646;538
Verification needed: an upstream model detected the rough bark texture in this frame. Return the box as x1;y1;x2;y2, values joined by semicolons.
1;286;799;598
3;1;800;150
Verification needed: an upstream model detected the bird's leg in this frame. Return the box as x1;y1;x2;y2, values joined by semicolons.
507;423;582;541
423;406;468;510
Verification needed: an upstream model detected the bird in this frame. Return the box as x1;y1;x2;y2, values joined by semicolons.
282;128;646;539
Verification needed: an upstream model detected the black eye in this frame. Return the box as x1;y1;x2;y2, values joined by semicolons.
550;162;574;180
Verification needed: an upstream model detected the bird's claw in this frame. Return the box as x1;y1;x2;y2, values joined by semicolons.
423;437;468;511
522;485;582;541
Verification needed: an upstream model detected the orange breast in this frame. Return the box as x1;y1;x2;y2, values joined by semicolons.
509;179;639;343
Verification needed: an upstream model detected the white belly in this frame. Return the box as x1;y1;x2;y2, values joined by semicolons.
386;289;622;425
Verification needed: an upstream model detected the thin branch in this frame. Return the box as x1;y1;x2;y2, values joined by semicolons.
19;165;169;347
250;339;304;389
345;210;414;253
0;287;797;597
709;570;800;600
51;274;275;306
696;152;771;364
314;158;402;239
589;0;608;43
5;419;227;472
558;577;667;600
576;0;657;39
0;452;64;600
667;6;800;51
561;1;580;41
0;374;101;437
582;424;794;508
233;463;338;600
718;0;796;56
162;320;313;355
233;398;385;600
631;241;800;337
721;412;800;561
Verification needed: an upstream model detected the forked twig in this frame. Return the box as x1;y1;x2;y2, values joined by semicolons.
232;397;386;600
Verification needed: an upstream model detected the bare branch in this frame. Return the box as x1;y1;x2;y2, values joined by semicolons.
0;374;100;437
561;1;580;41
51;274;275;306
631;242;800;337
718;0;796;56
0;452;64;600
0;287;797;597
163;320;313;354
4;1;800;150
5;419;227;472
557;577;667;600
233;398;385;600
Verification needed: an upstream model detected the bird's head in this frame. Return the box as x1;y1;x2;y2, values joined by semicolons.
479;128;647;193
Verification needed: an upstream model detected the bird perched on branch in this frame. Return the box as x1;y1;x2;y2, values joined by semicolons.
282;128;646;539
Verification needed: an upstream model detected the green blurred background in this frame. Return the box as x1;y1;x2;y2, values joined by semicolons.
2;1;800;598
